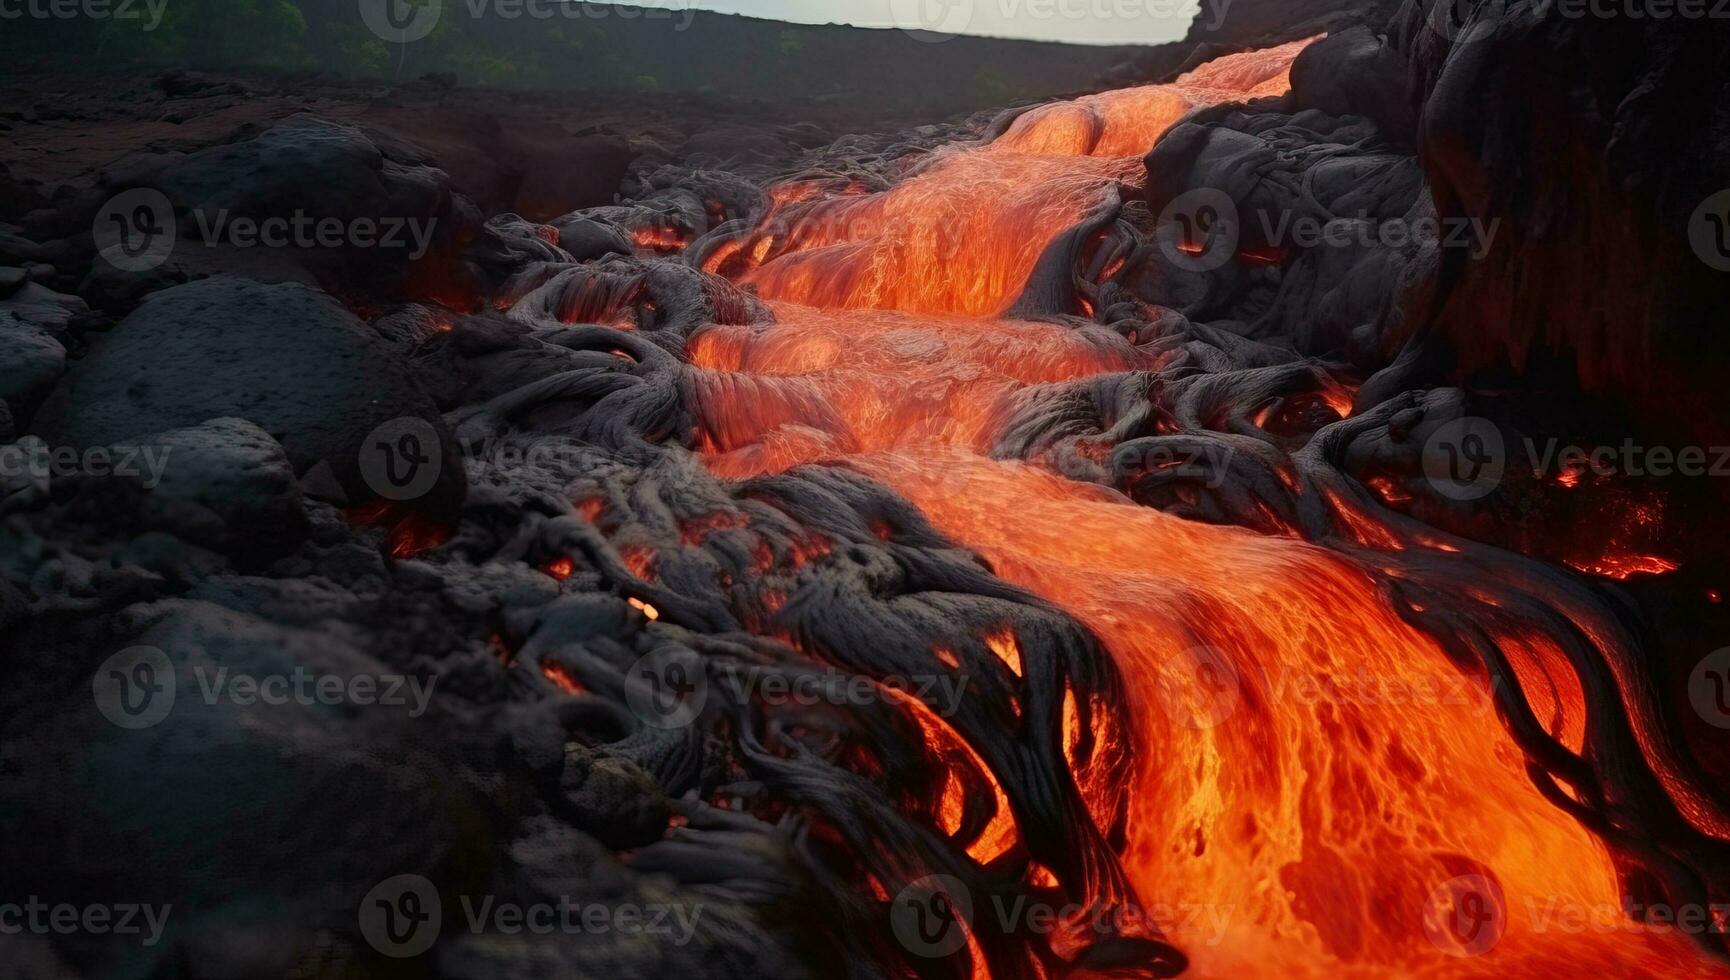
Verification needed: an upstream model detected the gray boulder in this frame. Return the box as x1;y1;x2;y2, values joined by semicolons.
0;310;66;422
34;277;465;519
113;417;307;560
77;113;476;306
154;113;453;232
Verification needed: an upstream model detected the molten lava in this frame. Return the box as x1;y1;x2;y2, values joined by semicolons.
714;40;1306;317
677;40;1721;980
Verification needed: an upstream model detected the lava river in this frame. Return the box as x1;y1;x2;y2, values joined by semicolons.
680;41;1723;980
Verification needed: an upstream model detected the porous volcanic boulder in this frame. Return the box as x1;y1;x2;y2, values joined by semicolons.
152;113;454;233
111;418;308;561
73;113;477;303
33;277;465;520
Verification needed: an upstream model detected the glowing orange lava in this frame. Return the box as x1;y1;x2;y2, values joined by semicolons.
722;40;1308;317
682;40;1723;979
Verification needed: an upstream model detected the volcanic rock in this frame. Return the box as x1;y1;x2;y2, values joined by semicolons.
0;278;88;331
111;418;308;561
0;310;66;421
0;599;482;977
77;113;473;300
33;277;466;520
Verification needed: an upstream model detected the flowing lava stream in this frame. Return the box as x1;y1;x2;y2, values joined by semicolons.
681;41;1724;979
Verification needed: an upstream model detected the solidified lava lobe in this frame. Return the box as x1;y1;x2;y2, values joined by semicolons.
684;40;1721;979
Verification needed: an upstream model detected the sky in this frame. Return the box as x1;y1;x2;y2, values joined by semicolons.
620;0;1204;45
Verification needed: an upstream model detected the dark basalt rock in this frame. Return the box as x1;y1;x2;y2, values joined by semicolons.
1140;100;1426;361
33;277;466;521
0;309;66;421
1392;0;1730;464
0;599;483;979
111;418;309;562
151;113;452;231
554;216;634;262
69;113;479;302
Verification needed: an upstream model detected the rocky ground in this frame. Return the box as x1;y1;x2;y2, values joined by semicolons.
0;58;1123;980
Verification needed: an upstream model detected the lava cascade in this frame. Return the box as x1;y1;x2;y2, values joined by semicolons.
720;40;1304;317
684;41;1726;979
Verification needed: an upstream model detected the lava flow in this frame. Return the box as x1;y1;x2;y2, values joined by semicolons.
683;41;1728;980
708;40;1304;317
